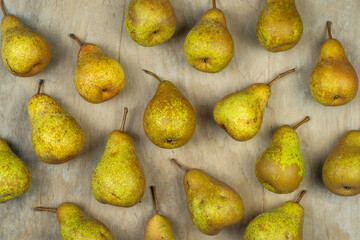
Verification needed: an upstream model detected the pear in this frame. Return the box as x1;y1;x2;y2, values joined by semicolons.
0;0;51;77
91;107;146;207
244;190;306;240
125;0;176;47
171;159;244;236
28;80;85;164
184;0;234;73
256;0;303;52
255;116;310;194
214;68;296;141
0;139;31;203
322;130;360;196
70;34;125;104
35;203;114;240
310;21;358;106
143;70;196;149
144;186;176;240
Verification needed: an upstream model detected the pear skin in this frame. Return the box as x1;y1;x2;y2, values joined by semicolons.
171;159;244;236
91;108;146;207
214;68;296;141
35;203;114;240
255;117;310;194
256;0;303;52
125;0;176;47
322;130;360;196
144;186;176;240
244;191;306;240
184;0;234;73
310;22;358;106
0;139;31;203
70;34;125;104
28;80;85;164
0;0;51;77
143;70;196;149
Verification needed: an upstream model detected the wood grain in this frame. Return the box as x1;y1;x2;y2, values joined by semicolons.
1;0;360;239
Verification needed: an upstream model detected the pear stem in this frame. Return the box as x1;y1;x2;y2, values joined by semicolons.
34;207;57;213
120;107;128;132
143;70;162;84
212;0;216;8
293;116;310;130
37;80;44;94
70;34;84;46
171;158;188;173
267;68;296;87
327;21;332;39
295;190;307;204
0;0;7;16
151;186;159;214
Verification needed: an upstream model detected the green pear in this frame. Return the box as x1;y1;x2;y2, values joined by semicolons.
214;68;295;141
28;80;85;164
171;159;244;236
255;117;310;194
184;0;234;73
310;21;358;106
256;0;303;52
0;139;31;203
91;107;146;207
0;0;51;77
244;190;306;240
322;130;360;196
143;70;196;149
144;186;176;240
70;34;125;104
35;203;114;240
125;0;176;47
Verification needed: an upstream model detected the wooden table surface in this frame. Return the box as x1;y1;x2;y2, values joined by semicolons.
1;0;360;239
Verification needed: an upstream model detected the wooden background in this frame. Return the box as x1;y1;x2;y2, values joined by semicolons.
1;0;360;239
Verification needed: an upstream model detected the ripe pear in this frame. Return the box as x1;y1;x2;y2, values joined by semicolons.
214;68;296;141
35;203;114;240
143;70;196;149
28;80;85;164
0;139;31;203
0;0;51;77
310;21;358;106
171;159;244;236
256;0;303;52
184;0;234;73
70;34;125;104
91;107;146;207
255;116;310;194
322;130;360;196
125;0;176;47
244;190;306;240
144;186;176;240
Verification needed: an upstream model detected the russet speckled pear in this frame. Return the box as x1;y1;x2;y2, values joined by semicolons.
256;0;303;52
125;0;176;47
255;117;310;194
143;70;196;149
91;108;146;207
144;186;176;240
28;80;85;164
184;0;233;73
213;68;295;141
310;22;358;106
322;130;360;196
171;159;244;236
0;0;51;77
0;139;31;203
244;191;306;240
70;34;125;104
35;203;114;240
